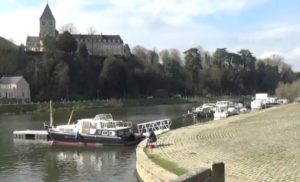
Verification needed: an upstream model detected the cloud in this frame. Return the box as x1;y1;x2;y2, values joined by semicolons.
0;5;42;44
285;47;300;71
0;0;267;44
259;48;300;71
240;24;300;42
259;51;283;59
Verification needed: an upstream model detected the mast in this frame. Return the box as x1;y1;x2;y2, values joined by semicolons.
50;100;53;127
67;110;74;125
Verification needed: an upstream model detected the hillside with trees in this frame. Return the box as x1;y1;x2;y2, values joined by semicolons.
0;33;298;101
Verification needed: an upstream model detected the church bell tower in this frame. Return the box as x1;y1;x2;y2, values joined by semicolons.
39;3;56;38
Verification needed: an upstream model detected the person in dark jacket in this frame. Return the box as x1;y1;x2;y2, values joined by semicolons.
147;129;157;147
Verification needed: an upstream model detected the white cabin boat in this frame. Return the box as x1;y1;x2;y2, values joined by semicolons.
214;106;228;120
47;113;144;146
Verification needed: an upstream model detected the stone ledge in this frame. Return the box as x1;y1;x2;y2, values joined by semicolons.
136;139;225;182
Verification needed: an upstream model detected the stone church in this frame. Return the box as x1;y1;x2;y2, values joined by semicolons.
26;4;125;56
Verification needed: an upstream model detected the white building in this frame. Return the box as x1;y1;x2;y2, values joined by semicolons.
0;76;31;102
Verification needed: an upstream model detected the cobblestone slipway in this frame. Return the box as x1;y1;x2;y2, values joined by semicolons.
150;103;300;182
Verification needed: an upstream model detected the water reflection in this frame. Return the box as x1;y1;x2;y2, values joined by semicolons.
44;147;137;182
0;103;196;182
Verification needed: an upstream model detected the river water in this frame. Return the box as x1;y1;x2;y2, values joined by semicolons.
0;103;201;182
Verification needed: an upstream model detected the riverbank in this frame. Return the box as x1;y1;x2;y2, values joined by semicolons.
136;103;300;181
0;95;251;115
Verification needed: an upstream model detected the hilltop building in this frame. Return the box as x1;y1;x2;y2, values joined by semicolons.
0;76;31;103
26;4;125;56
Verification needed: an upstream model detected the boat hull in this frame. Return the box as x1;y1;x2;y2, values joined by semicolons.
48;130;144;146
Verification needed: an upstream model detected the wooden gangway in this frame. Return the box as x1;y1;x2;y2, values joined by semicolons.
13;130;51;141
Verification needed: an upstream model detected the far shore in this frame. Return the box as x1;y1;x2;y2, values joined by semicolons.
0;95;251;115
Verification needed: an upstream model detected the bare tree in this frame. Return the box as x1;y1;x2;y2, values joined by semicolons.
59;23;78;34
132;45;148;64
87;26;97;55
87;26;96;35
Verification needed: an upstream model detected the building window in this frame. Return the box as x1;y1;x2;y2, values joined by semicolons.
42;21;45;25
49;21;52;26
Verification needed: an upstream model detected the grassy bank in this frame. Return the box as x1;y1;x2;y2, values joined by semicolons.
144;147;188;176
0;95;252;115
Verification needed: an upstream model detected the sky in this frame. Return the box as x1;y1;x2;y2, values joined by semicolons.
1;0;300;71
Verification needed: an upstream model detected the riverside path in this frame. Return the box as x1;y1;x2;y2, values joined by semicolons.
145;103;300;181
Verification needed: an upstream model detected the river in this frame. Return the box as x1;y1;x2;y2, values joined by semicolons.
0;103;201;182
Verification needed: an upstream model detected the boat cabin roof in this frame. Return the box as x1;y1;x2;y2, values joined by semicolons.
77;113;132;130
94;113;113;121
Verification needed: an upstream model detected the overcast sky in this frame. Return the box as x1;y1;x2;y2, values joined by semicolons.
1;0;300;71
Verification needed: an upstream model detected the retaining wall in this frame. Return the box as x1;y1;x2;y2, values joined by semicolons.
136;140;225;182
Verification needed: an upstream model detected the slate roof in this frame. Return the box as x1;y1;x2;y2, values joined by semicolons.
101;35;123;42
26;36;40;42
0;76;23;84
40;4;55;20
72;34;123;43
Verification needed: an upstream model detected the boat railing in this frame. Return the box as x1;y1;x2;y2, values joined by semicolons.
102;121;132;128
57;124;77;133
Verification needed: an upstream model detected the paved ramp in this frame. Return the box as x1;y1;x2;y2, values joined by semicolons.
149;104;300;181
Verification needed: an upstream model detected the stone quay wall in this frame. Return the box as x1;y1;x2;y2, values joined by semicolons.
136;103;300;182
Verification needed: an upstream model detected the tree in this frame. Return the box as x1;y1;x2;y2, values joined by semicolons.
146;50;159;65
262;54;294;83
56;31;78;53
78;43;88;58
256;60;281;93
132;45;148;64
53;61;70;99
87;26;96;55
212;48;228;69
184;48;203;94
99;56;128;97
275;79;300;101
124;44;131;57
59;23;78;34
238;49;256;71
43;36;57;53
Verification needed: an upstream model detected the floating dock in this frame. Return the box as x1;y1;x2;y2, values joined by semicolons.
13;130;51;141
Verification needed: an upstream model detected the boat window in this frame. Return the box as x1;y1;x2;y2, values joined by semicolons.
96;130;102;135
82;122;91;128
90;123;97;129
118;130;124;136
82;122;91;134
109;131;115;136
125;129;130;135
102;130;108;136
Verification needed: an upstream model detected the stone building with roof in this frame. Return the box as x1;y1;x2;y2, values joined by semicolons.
0;76;31;103
26;3;125;56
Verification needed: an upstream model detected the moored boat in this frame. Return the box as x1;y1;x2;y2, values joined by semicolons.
47;113;145;146
214;106;228;120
